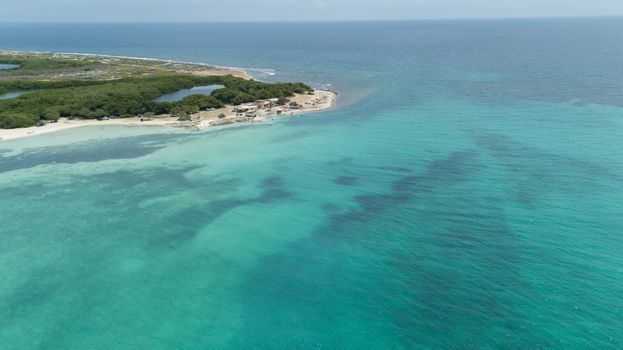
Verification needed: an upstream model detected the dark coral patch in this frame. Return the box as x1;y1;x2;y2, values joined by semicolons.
334;176;358;186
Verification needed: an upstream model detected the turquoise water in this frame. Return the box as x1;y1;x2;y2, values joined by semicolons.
1;19;623;349
153;85;225;102
0;63;19;70
0;91;26;100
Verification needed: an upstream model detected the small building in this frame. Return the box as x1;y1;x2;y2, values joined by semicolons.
255;100;271;108
235;115;252;122
233;104;257;113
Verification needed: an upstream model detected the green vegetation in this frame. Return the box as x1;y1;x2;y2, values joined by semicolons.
0;56;99;74
0;54;312;129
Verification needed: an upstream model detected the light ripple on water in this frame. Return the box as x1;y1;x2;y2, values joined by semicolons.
1;19;623;349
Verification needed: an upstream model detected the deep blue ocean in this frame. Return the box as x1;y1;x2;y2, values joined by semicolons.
1;19;622;349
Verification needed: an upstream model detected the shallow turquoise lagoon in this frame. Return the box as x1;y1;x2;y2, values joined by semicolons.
153;84;225;102
0;19;622;349
0;63;19;70
0;91;26;100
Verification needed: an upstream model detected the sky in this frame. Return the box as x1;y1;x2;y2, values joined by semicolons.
0;0;622;22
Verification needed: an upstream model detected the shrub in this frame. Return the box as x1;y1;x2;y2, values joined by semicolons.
0;73;313;129
0;113;38;128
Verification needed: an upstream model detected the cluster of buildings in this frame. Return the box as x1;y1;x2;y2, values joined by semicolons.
231;97;302;122
205;91;333;127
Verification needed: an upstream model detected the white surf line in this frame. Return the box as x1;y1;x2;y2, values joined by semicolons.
246;68;277;76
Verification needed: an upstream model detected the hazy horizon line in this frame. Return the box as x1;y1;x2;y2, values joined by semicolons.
0;14;621;25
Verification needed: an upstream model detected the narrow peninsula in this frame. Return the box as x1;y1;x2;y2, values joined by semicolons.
0;50;336;141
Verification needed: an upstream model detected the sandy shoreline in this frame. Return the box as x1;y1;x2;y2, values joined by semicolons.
0;90;337;142
0;50;337;141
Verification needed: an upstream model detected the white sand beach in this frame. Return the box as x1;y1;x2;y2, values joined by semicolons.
0;90;337;142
